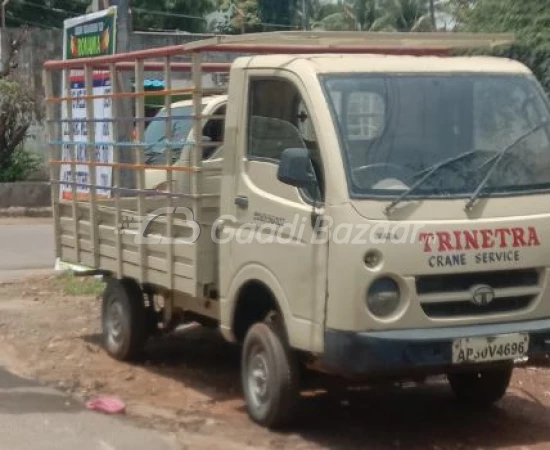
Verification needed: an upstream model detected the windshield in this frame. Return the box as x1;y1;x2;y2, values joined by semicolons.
323;74;550;199
143;106;193;164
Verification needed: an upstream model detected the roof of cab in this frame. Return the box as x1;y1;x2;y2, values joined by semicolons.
161;94;227;111
231;54;531;75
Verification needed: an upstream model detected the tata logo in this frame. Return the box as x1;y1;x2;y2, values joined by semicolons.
470;284;496;307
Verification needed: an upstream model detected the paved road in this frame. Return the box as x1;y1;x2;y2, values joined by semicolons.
0;368;179;450
0;219;55;281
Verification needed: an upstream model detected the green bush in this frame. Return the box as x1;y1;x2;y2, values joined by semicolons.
0;78;37;182
0;147;41;182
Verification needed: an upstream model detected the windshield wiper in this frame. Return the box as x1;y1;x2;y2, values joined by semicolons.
384;149;481;215
465;120;549;211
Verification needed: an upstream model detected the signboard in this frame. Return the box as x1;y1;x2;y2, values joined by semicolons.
60;7;117;200
65;9;116;60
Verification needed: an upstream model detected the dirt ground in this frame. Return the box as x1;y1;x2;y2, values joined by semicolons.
2;275;550;449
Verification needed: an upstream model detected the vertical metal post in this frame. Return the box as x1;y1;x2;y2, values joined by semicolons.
110;62;123;278
84;64;99;268
44;70;61;260
64;68;81;263
164;56;174;293
191;51;203;299
191;51;202;226
134;59;147;284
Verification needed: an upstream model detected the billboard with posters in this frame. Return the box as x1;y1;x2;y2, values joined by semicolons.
60;7;117;200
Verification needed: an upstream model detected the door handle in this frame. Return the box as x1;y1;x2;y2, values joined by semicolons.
234;195;249;209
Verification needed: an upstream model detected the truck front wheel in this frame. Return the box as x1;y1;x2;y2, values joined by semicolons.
101;278;148;361
447;365;513;406
242;321;300;428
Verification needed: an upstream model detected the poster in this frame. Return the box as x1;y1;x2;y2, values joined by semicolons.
60;7;117;200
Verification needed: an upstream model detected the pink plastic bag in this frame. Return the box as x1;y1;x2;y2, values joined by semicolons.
86;396;126;414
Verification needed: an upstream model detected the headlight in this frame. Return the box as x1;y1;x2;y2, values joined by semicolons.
366;277;401;318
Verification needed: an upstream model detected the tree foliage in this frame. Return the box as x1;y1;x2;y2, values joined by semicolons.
212;0;435;33
305;0;343;30
374;0;434;31
6;0;88;29
6;0;216;32
132;0;216;32
310;0;435;32
452;0;550;94
0;79;39;182
460;0;550;44
5;0;436;33
258;0;297;29
218;0;262;33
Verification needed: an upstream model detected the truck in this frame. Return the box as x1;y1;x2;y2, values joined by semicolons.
44;31;550;428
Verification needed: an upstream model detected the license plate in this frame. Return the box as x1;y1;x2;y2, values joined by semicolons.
452;333;529;364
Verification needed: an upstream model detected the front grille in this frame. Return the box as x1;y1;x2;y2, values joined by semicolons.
416;268;540;295
421;295;534;318
416;268;542;319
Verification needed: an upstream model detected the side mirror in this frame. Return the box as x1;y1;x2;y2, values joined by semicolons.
277;148;316;189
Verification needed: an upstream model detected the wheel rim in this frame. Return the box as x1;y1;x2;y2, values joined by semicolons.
247;348;270;409
106;299;125;347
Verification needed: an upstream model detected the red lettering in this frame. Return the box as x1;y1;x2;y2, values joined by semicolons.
453;231;463;250
419;232;435;252
421;227;539;254
480;229;495;249
527;227;541;247
494;228;511;248
463;230;479;250
437;231;453;251
512;227;527;248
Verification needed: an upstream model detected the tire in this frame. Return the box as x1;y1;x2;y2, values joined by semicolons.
447;365;513;406
101;278;148;361
241;321;300;428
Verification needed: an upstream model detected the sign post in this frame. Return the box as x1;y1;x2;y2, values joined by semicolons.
60;7;117;200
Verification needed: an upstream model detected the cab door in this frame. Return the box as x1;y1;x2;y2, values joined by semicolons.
226;74;327;352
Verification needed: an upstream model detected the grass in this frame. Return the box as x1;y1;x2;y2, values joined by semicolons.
54;272;105;297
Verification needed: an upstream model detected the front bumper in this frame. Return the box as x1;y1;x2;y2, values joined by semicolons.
319;319;550;377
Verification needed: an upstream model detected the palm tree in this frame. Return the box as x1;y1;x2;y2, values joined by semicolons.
298;0;342;30
306;0;435;32
308;0;377;31
371;0;434;32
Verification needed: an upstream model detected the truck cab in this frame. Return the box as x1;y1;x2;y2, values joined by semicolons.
220;52;550;422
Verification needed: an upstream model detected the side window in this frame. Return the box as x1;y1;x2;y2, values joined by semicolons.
171;106;193;141
247;78;324;201
202;103;226;159
247;79;308;161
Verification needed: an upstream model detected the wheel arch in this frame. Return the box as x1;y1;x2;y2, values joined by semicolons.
221;264;297;346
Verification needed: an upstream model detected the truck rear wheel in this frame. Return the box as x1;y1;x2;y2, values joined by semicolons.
242;321;300;428
447;365;513;406
101;278;148;361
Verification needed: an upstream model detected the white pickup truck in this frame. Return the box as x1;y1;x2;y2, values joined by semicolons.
44;32;550;428
143;95;227;190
